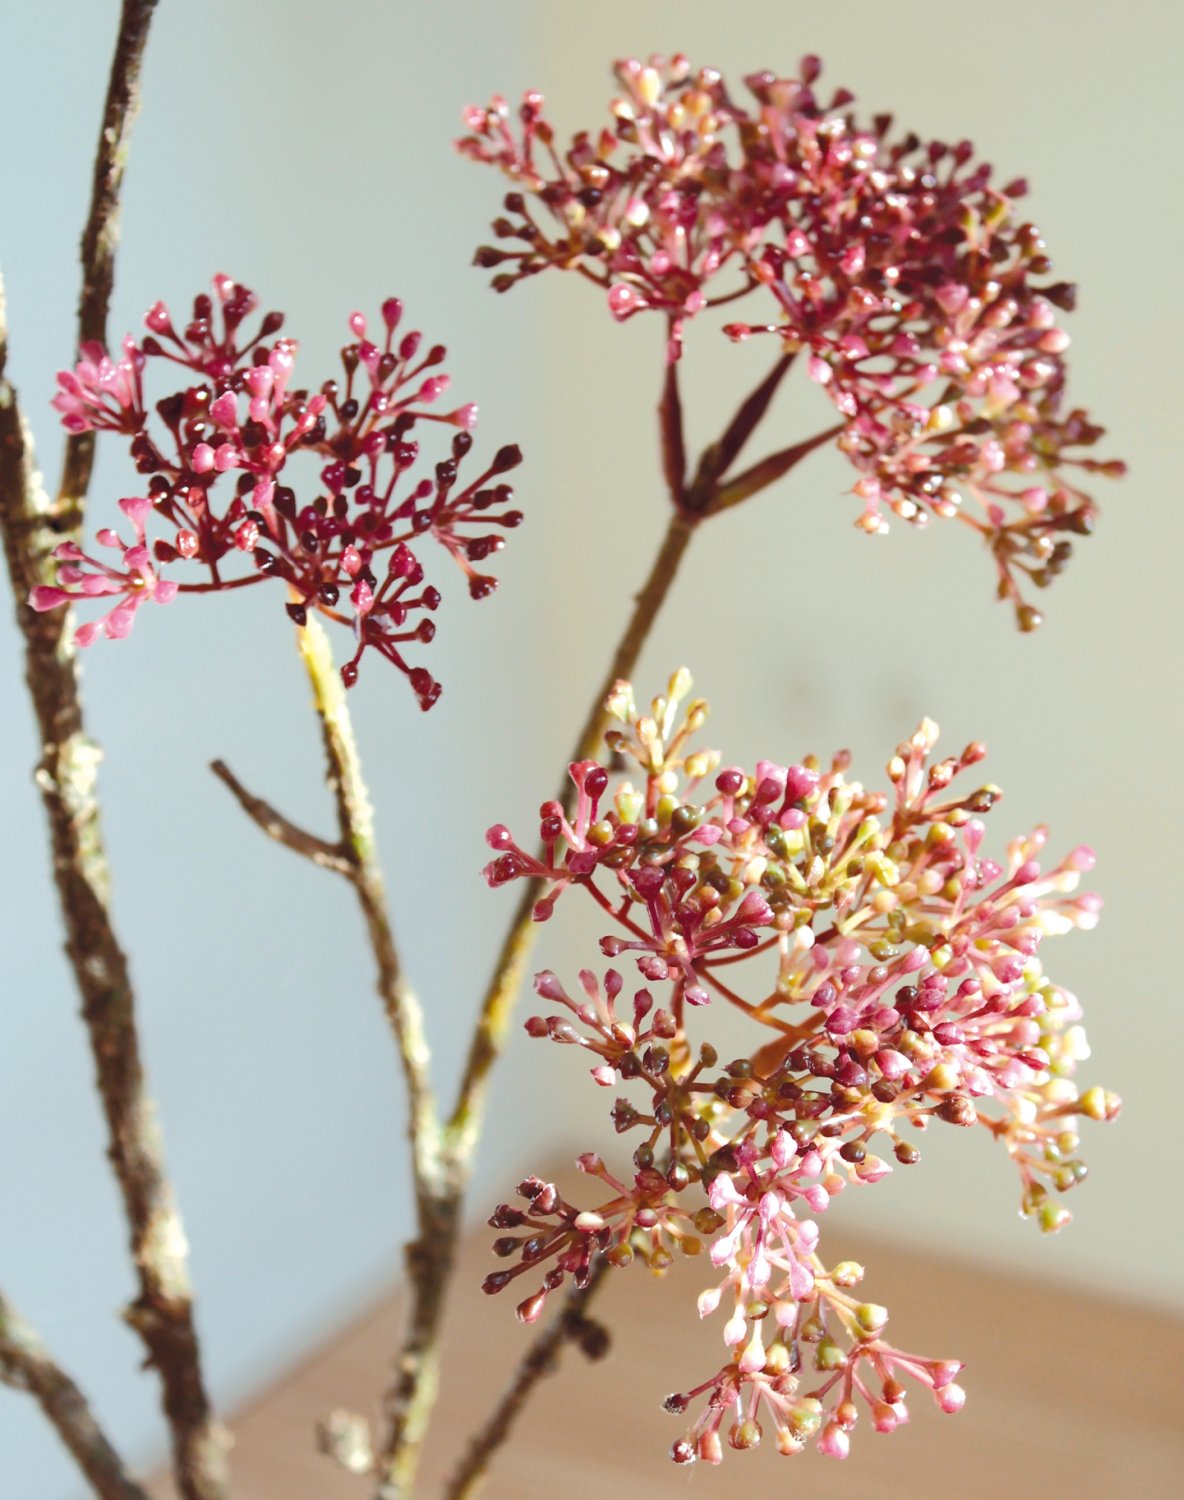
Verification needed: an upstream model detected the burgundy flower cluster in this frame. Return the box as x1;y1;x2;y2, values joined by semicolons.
34;276;523;704
481;670;1118;1465
459;55;1122;626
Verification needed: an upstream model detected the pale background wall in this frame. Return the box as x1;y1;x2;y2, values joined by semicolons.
0;3;1178;1497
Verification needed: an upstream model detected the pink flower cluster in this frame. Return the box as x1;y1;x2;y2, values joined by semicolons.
459;55;1122;626
34;276;523;704
481;671;1119;1465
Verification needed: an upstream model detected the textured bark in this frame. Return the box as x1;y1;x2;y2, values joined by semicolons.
0;4;226;1496
0;1292;149;1500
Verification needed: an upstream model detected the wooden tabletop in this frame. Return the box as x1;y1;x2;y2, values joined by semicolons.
149;1208;1184;1500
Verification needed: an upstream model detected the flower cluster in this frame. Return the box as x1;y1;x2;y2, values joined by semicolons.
459;55;1122;625
481;670;1118;1465
33;276;524;704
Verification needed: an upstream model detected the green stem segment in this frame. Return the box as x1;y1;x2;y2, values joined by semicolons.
0;1293;149;1500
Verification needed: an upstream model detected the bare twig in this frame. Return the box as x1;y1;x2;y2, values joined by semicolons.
0;1292;149;1500
446;504;698;1161
57;0;159;526
441;1261;611;1500
210;758;354;876
0;4;226;1496
292;617;441;1188
282;619;453;1500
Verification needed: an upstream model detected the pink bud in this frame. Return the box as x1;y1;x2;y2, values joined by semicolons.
418;375;450;403
29;585;70;611
533;971;566;1001
449;402;479;430
874;1049;910;1081
210;392;238;428
935;1382;966;1414
697;1286;722;1318
817;1421;850;1459
104;606;136;640
608;283;642;320
807;354;832;386
144;301;173;335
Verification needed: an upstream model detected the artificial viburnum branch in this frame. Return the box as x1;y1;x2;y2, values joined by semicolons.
3;30;1125;1500
0;1291;149;1500
0;5;226;1495
478;669;1119;1466
209;758;355;876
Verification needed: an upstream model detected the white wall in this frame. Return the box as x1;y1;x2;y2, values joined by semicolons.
0;3;1178;1497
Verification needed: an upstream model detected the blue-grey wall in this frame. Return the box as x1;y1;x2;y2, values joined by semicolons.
1;4;1178;1496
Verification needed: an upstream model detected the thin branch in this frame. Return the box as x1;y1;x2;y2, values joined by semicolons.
293;616;441;1188
708;421;846;514
658;350;686;507
698;348;797;493
440;1260;611;1500
210;758;354;876
0;1292;149;1500
0;4;226;1494
275;619;455;1500
57;0;159;526
447;504;697;1157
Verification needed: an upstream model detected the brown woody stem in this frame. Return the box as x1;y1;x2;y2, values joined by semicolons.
440;1260;610;1500
278;619;448;1500
0;5;226;1496
0;1291;150;1500
0;302;227;1500
57;0;159;525
210;758;354;876
292;617;441;1188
